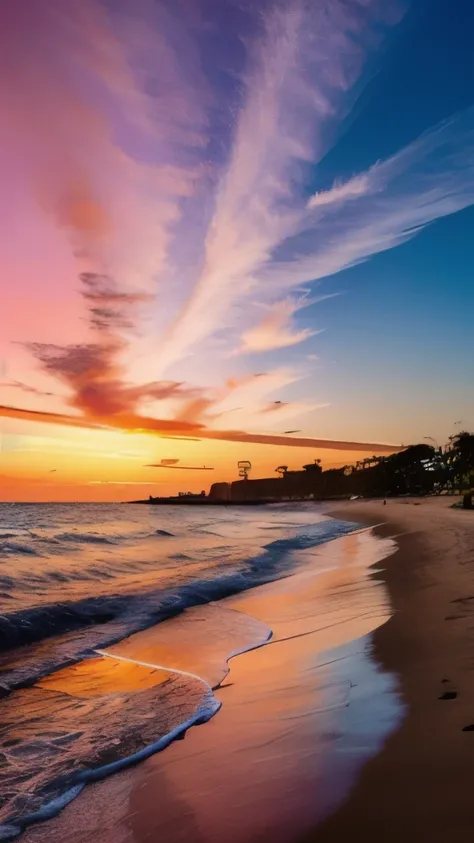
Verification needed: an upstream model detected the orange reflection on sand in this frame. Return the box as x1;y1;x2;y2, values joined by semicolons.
38;656;170;698
106;604;270;690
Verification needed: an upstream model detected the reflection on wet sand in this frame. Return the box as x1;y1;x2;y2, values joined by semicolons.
38;656;170;697
126;531;401;843
103;603;271;690
22;528;403;843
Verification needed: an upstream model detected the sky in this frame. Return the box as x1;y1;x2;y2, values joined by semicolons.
1;0;473;501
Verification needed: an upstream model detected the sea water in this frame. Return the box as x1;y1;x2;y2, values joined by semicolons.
0;503;398;838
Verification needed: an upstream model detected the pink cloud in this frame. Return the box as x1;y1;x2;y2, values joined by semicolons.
238;294;336;353
0;0;207;295
21;274;194;418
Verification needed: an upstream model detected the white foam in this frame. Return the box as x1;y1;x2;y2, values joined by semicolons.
0;825;21;841
94;649;213;690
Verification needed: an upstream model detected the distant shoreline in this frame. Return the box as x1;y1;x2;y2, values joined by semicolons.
128;497;271;506
128;495;353;505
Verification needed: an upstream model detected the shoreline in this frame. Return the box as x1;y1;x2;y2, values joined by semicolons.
20;518;396;843
308;497;474;843
18;499;474;842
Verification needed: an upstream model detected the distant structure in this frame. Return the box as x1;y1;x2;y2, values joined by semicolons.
237;460;251;480
209;460;323;503
207;482;231;501
236;460;252;502
137;437;472;505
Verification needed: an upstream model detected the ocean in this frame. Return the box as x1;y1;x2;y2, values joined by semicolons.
0;502;400;840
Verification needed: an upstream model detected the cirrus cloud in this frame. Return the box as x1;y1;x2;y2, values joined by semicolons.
4;0;474;465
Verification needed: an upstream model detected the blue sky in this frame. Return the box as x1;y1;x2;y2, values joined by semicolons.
237;0;474;446
295;0;474;444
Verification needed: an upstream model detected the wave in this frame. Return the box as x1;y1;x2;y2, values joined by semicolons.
0;681;219;840
54;532;116;545
0;608;271;838
0;595;124;653
0;532;117;557
0;518;358;693
0;541;42;557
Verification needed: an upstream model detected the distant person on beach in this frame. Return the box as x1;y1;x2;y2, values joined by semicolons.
383;499;387;505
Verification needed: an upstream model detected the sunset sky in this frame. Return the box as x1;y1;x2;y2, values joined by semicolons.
1;0;473;501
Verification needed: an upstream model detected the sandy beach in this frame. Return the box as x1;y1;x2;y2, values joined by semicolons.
19;497;474;843
310;497;474;843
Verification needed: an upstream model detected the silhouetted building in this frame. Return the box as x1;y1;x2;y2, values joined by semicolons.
208;482;231;501
208;461;323;503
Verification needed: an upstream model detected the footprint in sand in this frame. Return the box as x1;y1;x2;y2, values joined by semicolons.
438;679;457;700
445;596;474;621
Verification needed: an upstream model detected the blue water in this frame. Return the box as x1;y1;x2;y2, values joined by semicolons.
0;502;358;689
0;502;372;836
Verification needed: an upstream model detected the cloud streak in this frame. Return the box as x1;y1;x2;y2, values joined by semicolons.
238;293;337;353
154;0;406;370
263;109;474;290
307;170;377;209
145;464;215;470
0;380;54;397
152;3;474;372
0;403;400;453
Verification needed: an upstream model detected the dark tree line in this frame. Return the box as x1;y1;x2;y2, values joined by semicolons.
211;432;474;503
328;431;474;499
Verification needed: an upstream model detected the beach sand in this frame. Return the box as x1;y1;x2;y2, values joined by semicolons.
21;497;474;843
309;497;474;843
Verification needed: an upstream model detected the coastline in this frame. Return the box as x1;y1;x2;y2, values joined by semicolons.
308;497;474;843
20;517;397;843
18;497;474;842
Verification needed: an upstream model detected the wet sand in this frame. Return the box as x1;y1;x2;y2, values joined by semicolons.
21;526;399;843
309;497;474;843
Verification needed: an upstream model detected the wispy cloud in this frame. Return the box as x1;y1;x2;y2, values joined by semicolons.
87;481;164;486
155;0;406;370
0;403;400;453
0;380;54;397
238;293;338;354
239;297;316;354
145;463;214;470
264;110;474;290
154;4;474;371
0;0;207;290
144;458;215;470
307;169;378;209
